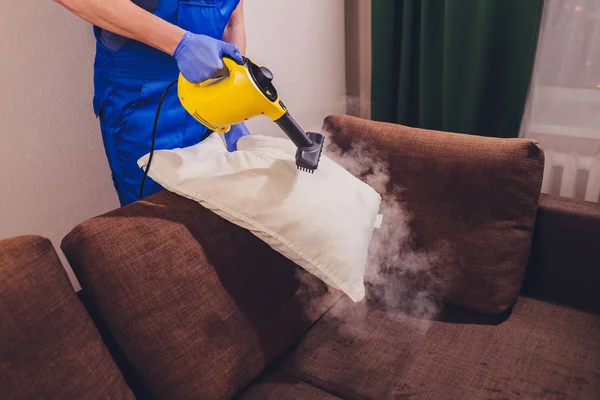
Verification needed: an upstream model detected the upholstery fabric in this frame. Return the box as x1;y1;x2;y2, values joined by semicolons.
323;115;545;314
283;296;600;400
523;194;600;315
61;191;343;400
138;133;382;302
0;236;134;400
239;371;341;399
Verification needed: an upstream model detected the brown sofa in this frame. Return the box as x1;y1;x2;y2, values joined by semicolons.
2;115;599;399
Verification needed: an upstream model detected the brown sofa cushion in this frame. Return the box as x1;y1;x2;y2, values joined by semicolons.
239;371;341;399
283;296;600;400
523;194;600;315
61;191;343;400
324;115;544;314
0;236;133;400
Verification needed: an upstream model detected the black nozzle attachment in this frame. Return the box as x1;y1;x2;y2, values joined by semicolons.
275;112;324;173
295;132;325;173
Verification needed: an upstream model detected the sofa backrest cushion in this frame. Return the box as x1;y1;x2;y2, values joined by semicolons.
324;115;544;314
61;191;342;400
0;236;134;400
523;194;600;314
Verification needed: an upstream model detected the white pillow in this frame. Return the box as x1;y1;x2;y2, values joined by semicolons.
138;133;381;302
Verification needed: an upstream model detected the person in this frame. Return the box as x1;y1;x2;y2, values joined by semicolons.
55;0;250;206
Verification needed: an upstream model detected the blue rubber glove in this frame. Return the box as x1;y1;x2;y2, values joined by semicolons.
225;123;251;152
173;31;243;83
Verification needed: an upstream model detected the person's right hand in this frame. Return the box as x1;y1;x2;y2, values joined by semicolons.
173;31;242;83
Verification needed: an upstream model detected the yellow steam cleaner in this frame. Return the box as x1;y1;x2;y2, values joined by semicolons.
140;56;325;200
178;56;325;172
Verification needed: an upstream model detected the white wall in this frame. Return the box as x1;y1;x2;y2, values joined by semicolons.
0;0;346;288
344;0;372;119
244;0;346;134
0;1;118;289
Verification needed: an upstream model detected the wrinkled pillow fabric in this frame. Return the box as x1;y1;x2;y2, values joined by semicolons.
138;134;381;302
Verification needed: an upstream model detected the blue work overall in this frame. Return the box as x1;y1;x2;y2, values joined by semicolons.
93;0;240;206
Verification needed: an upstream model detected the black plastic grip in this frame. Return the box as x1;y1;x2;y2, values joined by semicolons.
222;54;247;66
275;112;314;148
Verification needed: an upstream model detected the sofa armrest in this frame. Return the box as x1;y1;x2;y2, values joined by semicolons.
322;114;544;314
0;236;134;399
522;194;600;314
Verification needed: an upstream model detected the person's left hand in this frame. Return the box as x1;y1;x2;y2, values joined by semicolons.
225;123;251;151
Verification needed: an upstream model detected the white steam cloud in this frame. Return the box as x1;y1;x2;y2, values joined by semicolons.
295;124;452;336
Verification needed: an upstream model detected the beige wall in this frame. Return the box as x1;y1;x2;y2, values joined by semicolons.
0;1;346;288
0;2;117;289
344;0;372;119
244;0;346;134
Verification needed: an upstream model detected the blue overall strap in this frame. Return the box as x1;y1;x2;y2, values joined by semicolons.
153;0;178;23
94;0;241;80
100;1;160;51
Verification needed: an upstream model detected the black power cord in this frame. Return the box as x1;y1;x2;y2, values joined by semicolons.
139;80;178;200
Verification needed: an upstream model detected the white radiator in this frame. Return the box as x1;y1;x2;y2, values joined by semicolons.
542;149;600;203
